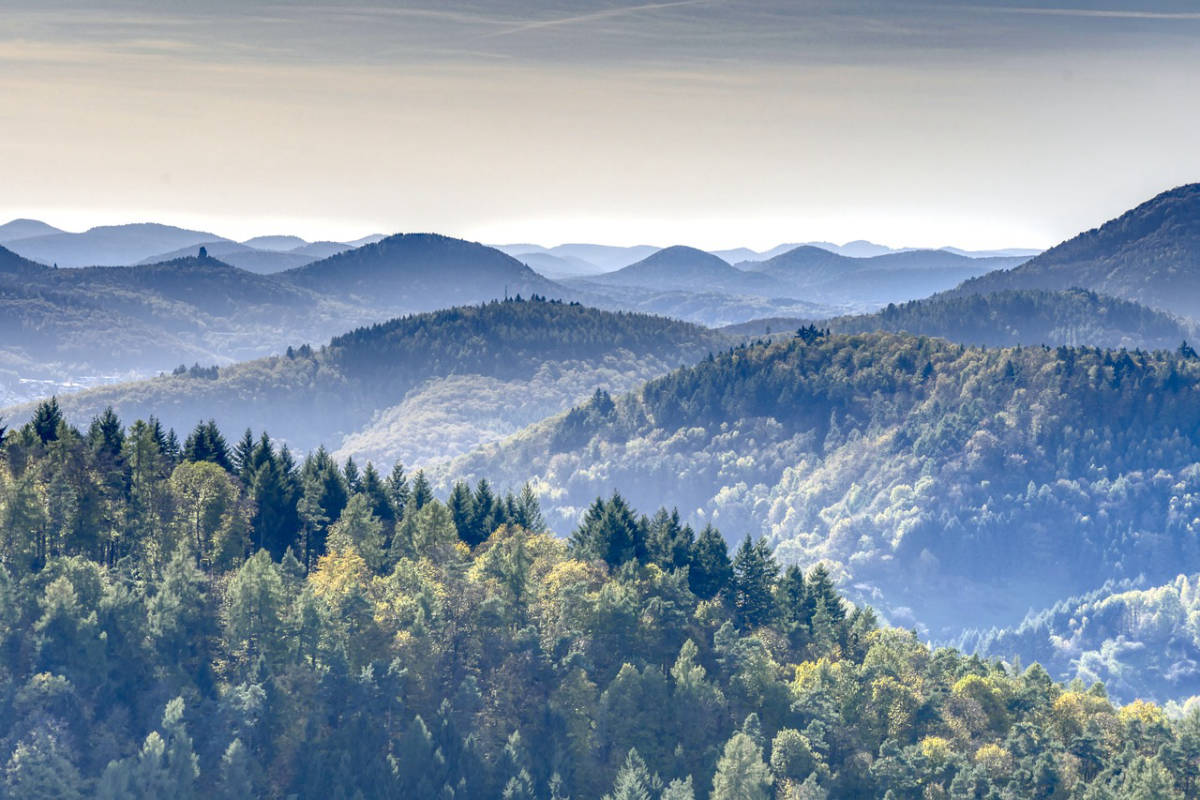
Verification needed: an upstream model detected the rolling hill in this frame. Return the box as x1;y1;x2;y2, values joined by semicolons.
5;222;227;267
282;233;572;311
447;330;1200;634
138;241;318;273
743;246;1028;308
2;298;727;467
960;574;1200;704
954;183;1200;318
0;218;64;243
580;245;791;296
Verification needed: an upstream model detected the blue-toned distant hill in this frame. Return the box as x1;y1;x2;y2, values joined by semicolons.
5;222;228;267
578;245;792;296
0;218;64;243
282;233;571;310
741;246;1028;308
953;183;1200;319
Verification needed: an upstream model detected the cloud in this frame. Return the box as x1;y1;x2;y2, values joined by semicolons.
477;0;713;38
988;6;1200;20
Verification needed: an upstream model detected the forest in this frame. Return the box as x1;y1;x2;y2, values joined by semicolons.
1;403;1198;799
449;329;1200;632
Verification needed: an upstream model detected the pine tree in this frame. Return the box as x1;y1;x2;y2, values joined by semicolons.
29;397;64;444
470;479;499;545
647;508;694;570
448;482;477;544
360;462;395;522
689;524;733;600
602;749;658;800
216;738;258;799
731;536;780;629
232;429;255;481
410;470;433;511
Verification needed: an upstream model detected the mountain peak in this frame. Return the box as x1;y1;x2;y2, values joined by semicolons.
0;218;65;243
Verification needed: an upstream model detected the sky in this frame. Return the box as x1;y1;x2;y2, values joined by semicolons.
1;0;1198;250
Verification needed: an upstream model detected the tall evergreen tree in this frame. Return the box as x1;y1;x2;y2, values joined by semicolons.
689;525;733;601
731;536;780;630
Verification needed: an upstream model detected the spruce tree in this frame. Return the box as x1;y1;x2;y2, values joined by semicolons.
689;525;733;600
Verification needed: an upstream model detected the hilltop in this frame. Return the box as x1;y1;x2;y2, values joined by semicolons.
954;183;1200;318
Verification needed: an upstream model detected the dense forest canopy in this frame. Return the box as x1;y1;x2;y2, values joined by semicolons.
449;330;1200;633
1;404;1199;799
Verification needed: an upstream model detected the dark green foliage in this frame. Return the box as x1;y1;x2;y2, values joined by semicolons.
570;493;648;567
182;420;231;471
730;537;780;630
689;525;733;601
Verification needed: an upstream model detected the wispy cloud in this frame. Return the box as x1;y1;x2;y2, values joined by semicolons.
988;6;1200;20
478;0;713;39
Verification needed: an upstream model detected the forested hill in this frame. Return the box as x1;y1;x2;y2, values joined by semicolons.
723;288;1198;351
953;183;1200;318
449;330;1200;632
0;405;1197;799
0;251;350;403
3;298;726;466
825;288;1197;349
280;233;571;310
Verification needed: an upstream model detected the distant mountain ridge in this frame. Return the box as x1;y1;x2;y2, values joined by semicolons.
0;218;65;243
281;233;571;310
952;183;1200;318
737;246;1028;308
5;223;227;267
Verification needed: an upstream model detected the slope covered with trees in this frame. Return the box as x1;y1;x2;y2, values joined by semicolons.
0;406;1196;799
3;298;727;467
954;183;1200;319
825;288;1197;350
450;330;1200;633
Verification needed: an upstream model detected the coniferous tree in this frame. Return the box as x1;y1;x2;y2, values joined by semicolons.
448;482;477;544
731;536;780;630
410;470;433;511
232;429;255;481
30;397;64;444
689;525;733;600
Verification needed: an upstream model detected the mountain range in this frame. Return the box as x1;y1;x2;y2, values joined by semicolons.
0;220;387;272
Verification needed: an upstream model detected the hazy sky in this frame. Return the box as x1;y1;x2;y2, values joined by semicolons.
2;0;1198;249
